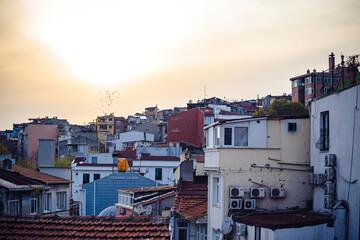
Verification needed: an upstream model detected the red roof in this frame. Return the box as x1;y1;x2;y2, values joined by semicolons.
0;215;170;239
173;195;207;220
0;162;71;184
179;181;207;196
234;211;334;230
191;153;204;163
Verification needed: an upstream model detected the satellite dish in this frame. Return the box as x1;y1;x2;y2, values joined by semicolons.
221;217;233;235
145;205;152;215
136;205;144;215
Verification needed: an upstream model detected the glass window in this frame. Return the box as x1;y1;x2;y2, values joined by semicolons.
30;194;38;214
83;173;90;184
234;127;248;146
320;111;329;150
7;195;19;214
91;157;97;164
155;168;162;180
94;174;100;181
56;192;66;210
224;128;232;145
214;127;220;146
177;221;188;240
212;177;219;206
44;193;52;212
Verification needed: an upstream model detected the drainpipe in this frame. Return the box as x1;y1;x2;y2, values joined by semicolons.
93;181;96;215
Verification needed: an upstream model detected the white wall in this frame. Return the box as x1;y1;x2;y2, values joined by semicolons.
310;85;360;239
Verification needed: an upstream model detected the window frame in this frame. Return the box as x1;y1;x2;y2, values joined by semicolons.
83;173;90;184
30;194;38;214
155;168;162;181
44;192;52;212
212;177;219;206
94;173;100;181
234;127;248;146
7;195;20;214
56;192;67;210
320;111;329;151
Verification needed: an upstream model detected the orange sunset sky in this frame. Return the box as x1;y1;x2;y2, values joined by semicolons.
0;0;359;129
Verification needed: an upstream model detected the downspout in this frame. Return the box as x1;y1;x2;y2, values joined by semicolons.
93;181;96;215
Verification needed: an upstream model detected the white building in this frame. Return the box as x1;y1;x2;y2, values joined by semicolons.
310;83;360;240
108;131;155;152
204;116;313;240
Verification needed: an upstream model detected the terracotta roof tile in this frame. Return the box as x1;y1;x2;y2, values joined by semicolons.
0;215;170;239
173;195;207;220
0;162;72;184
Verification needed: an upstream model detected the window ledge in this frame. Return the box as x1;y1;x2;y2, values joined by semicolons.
212;204;220;208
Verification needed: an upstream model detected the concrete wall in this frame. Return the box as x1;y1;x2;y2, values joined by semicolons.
38;139;55;167
310;85;360;239
39;167;71;180
27;124;58;163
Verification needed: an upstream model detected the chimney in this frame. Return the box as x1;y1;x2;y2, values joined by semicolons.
329;52;335;72
3;159;12;170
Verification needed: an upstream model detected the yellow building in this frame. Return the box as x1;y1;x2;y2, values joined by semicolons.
204;116;312;239
95;113;116;152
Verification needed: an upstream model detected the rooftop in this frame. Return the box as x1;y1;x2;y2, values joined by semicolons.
234;211;334;230
173;195;207;221
119;185;176;193
0;162;72;184
0;215;170;239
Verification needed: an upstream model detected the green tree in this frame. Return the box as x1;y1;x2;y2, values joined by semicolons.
0;143;10;155
253;99;309;117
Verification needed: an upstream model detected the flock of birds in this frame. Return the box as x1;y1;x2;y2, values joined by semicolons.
98;90;121;114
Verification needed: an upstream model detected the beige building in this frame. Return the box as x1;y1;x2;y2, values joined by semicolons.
204;116;313;240
95;113;116;152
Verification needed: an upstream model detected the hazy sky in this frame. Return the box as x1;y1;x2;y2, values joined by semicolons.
0;0;359;129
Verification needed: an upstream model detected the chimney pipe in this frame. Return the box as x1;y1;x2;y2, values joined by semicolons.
329;52;335;72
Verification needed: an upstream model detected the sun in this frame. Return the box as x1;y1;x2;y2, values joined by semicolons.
28;1;192;86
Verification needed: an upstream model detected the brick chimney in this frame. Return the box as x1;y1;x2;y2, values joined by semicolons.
329;52;335;72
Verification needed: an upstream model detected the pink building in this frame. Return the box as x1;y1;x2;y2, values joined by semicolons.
27;124;58;162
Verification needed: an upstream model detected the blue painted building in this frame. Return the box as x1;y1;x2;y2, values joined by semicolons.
82;172;162;216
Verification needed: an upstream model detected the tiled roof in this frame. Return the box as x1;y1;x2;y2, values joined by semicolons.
120;185;176;193
173;195;207;220
0;215;170;240
114;151;180;162
234;211;334;230
191;153;204;163
0;162;71;184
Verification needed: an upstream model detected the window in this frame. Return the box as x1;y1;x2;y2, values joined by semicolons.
116;121;121;125
288;123;297;132
83;173;90;184
224;128;232;145
176;221;188;240
155;168;162;180
109;126;112;129
212;177;219;206
30;194;38;214
294;91;296;98
320;111;329;151
91;157;98;164
197;225;207;240
56;192;66;210
7;195;19;214
94;174;100;181
234;127;248;146
118;192;133;207
44;193;52;212
214;127;220;146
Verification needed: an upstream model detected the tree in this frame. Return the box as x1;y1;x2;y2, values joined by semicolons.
346;54;360;84
253;99;308;117
0;143;10;155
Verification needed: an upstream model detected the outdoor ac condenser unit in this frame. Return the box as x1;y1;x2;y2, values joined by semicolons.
236;223;246;236
270;188;285;198
229;187;245;198
325;154;336;167
230;198;242;210
243;199;256;210
250;188;265;198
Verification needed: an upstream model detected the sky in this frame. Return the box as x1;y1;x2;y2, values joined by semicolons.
0;0;359;130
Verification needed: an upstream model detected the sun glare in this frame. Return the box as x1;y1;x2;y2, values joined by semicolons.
28;1;193;86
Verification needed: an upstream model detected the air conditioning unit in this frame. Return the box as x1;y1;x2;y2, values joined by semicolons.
308;173;315;184
324;196;334;209
314;174;326;185
236;223;246;236
250;188;265;198
230;198;242;210
325;182;335;195
270;188;285;198
243;199;256;210
325;168;336;181
140;168;148;174
325;154;336;167
230;187;245;198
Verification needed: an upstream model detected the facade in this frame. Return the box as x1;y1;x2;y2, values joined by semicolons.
204;116;313;240
108;131;155;152
262;94;292;111
0;160;72;216
82;172;162;216
310;84;360;240
290;53;358;105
